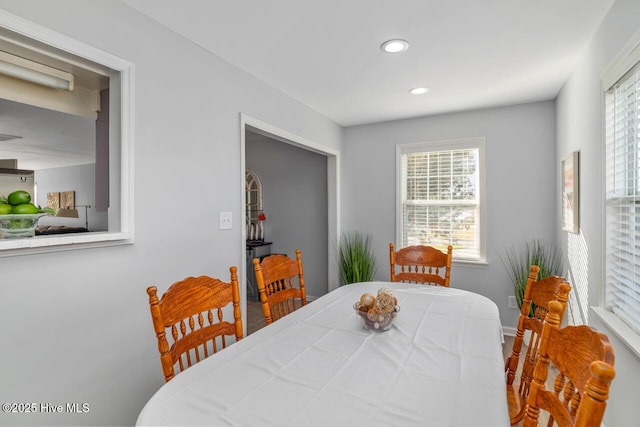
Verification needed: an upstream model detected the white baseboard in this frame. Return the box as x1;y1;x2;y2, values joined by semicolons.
502;326;516;337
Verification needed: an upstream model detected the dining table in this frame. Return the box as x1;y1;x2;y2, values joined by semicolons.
136;281;510;426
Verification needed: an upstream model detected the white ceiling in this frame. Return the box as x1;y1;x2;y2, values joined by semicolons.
122;0;615;126
0;1;616;171
0;98;95;171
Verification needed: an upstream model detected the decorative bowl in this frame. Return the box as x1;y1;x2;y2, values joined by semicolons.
0;213;49;238
353;302;400;332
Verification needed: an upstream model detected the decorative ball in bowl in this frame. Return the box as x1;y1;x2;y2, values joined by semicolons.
353;287;400;332
0;213;49;238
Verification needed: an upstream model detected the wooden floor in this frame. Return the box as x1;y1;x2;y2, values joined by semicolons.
246;301;267;335
503;334;556;426
503;334;515;360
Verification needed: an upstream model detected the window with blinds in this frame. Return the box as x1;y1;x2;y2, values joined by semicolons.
605;59;640;335
397;138;485;262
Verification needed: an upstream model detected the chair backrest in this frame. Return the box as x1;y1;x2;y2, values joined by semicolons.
505;265;572;424
253;249;307;325
389;243;453;286
146;266;243;382
523;301;615;427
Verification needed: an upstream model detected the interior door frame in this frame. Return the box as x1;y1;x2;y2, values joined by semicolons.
239;114;341;328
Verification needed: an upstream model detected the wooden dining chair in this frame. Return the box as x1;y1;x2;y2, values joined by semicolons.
522;300;615;427
253;249;307;325
146;266;243;382
505;265;572;425
389;243;453;286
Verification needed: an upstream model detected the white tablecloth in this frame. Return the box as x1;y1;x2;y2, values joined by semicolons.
136;282;509;427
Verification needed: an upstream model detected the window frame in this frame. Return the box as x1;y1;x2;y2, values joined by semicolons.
395;137;486;264
0;10;134;257
599;29;640;352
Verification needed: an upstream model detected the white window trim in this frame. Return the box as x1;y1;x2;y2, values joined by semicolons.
0;10;135;256
592;307;640;359
599;28;640;353
395;137;487;264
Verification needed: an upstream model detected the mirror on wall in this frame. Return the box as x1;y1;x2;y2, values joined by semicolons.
245;169;264;241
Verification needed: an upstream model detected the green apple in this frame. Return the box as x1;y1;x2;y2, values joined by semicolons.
7;190;31;206
12;203;40;214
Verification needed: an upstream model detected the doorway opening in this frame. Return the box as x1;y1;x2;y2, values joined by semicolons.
240;114;340;334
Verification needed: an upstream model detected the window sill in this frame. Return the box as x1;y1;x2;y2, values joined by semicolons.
452;258;488;267
0;231;134;256
591;307;640;359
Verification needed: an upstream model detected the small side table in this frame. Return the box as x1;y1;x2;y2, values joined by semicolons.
246;241;272;302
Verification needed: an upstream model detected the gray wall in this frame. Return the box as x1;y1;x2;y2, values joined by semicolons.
0;1;342;426
1;1;637;426
246;134;328;298
556;0;640;425
342;101;557;329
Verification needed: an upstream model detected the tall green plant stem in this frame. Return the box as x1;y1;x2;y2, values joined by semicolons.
339;231;377;285
501;239;564;308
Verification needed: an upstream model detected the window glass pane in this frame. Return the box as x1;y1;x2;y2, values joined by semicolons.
606;60;640;334
400;142;482;261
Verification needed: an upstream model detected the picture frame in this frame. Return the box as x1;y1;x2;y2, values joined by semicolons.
60;190;75;210
562;151;579;233
47;190;76;211
47;192;60;210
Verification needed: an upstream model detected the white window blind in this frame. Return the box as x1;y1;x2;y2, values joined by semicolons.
398;138;484;261
605;59;640;334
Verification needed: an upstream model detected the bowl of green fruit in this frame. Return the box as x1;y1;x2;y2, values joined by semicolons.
0;190;54;238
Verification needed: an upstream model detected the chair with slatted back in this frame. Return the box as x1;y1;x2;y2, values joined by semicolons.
146;266;243;382
253;249;307;325
505;265;572;425
389;243;453;286
523;300;615;427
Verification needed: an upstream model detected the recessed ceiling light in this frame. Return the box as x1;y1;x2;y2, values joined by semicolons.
380;39;409;54
409;87;430;95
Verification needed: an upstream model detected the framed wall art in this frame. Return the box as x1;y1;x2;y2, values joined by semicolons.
47;190;76;210
47;192;60;210
60;190;75;209
562;151;579;233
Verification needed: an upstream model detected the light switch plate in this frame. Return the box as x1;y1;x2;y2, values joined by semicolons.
508;296;517;309
219;211;232;230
